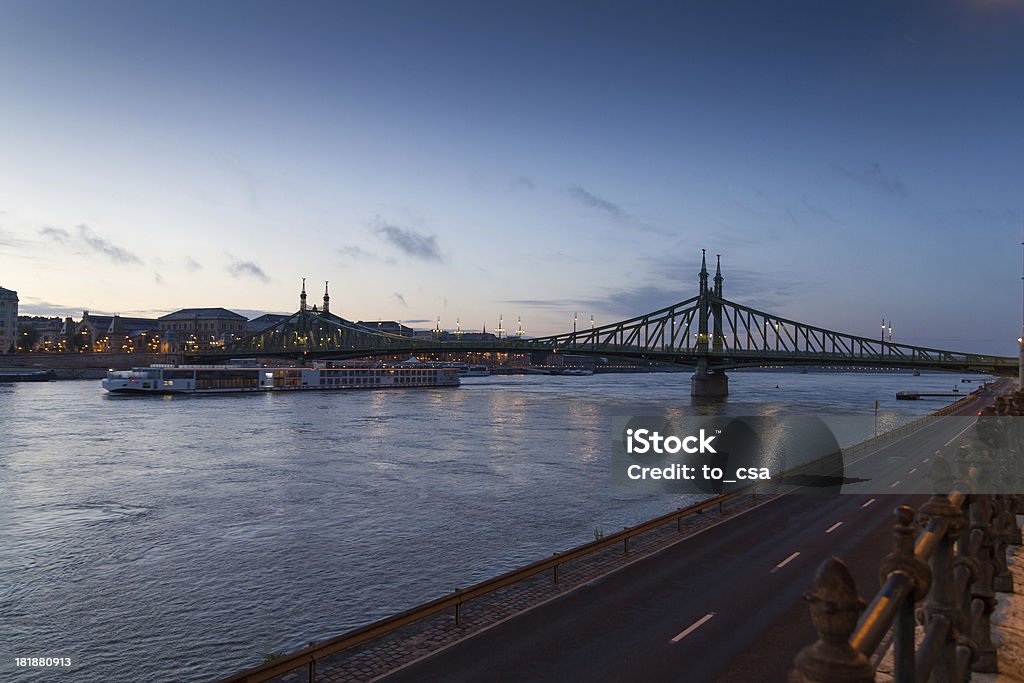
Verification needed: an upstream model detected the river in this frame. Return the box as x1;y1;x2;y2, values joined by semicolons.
0;370;985;681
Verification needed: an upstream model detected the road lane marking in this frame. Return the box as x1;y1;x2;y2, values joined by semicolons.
944;422;976;447
890;480;900;488
862;498;876;508
909;468;917;474
671;613;715;643
770;552;801;573
924;457;931;463
825;522;843;533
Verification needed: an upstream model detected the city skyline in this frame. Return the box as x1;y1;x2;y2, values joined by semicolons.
2;1;1023;354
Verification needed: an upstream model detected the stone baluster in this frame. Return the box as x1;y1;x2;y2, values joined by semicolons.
790;557;874;683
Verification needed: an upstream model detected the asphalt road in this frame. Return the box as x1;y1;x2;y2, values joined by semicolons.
377;383;1007;683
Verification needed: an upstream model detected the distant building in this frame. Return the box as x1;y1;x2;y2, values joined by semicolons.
246;313;290;334
16;316;64;351
76;311;160;352
457;331;498;342
356;320;414;337
158;308;248;350
0;286;17;353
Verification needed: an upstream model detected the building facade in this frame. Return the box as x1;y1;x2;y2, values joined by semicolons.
158;308;248;351
0;287;18;353
75;311;160;352
15;316;65;351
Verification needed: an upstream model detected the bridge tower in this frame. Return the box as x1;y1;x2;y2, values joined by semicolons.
712;254;724;353
300;278;307;312
323;281;330;315
691;250;729;398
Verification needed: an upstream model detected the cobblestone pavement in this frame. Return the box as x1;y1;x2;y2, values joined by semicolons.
269;493;777;683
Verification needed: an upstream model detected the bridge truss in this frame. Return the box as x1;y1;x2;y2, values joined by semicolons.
198;256;1018;377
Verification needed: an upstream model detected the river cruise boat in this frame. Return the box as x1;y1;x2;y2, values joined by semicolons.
102;360;460;395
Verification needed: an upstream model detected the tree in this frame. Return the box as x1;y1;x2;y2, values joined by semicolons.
16;324;39;352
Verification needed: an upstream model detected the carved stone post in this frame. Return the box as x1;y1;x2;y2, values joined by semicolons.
881;506;931;683
920;457;966;683
967;494;998;673
790;557;874;683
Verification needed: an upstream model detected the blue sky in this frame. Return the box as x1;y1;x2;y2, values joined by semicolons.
0;1;1021;353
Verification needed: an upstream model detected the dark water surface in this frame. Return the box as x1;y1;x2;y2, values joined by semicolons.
0;371;983;681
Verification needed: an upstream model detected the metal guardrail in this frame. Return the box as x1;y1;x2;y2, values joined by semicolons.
218;388;992;683
217;488;759;682
791;387;1024;683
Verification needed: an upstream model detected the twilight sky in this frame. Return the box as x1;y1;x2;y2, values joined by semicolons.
0;0;1021;354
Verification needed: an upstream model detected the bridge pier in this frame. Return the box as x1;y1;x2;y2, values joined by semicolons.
690;367;729;398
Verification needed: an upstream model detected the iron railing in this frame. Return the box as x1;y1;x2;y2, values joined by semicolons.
791;389;1024;682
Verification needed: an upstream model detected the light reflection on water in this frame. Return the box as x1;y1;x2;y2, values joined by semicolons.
0;371;984;682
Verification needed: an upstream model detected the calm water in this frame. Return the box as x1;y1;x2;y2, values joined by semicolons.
0;371;984;682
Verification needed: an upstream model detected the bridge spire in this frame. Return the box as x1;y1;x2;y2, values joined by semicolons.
323;281;330;315
712;255;724;351
714;254;723;298
300;278;307;312
699;249;709;296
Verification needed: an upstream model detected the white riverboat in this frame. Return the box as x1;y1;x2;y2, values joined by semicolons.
102;360;460;394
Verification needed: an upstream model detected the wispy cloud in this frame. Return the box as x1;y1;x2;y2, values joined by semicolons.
371;217;443;262
227;260;270;282
502;298;577;310
39;224;143;264
567;185;625;220
836;162;908;198
392;292;408;307
503;253;811;326
184;257;203;272
40;225;71;242
513;175;536;190
565;184;675;236
337;244;396;265
77;225;142;264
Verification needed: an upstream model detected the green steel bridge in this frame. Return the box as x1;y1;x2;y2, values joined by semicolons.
191;253;1019;396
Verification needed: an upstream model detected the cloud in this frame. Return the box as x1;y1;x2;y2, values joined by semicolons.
39;225;71;242
503;254;810;326
154;273;164;285
564;185;676;236
39;224;142;264
836;162;908;198
513;175;535;190
17;297;81;317
567;185;625;220
184;257;202;272
502;298;577;310
372;217;443;262
228;260;270;282
77;225;142;264
392;292;408;307
801;201;841;225
337;245;396;265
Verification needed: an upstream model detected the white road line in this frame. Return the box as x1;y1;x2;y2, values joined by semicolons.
909;468;917;474
825;522;843;533
924;457;931;463
770;552;801;573
671;613;715;643
862;498;876;508
944;422;976;447
890;480;900;488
